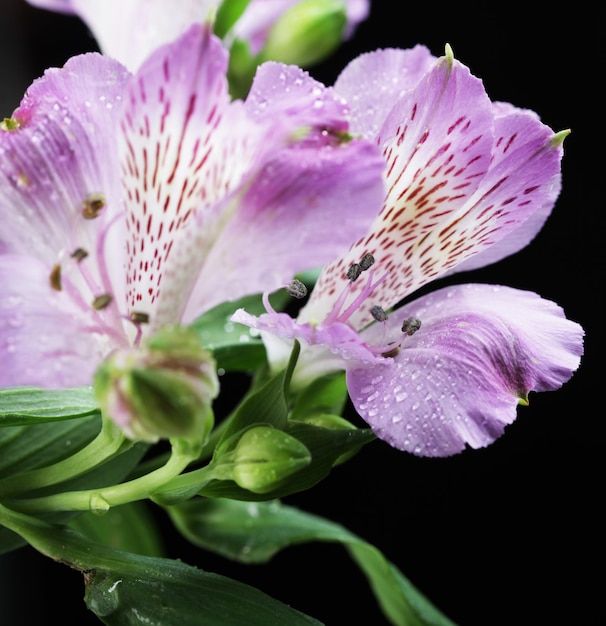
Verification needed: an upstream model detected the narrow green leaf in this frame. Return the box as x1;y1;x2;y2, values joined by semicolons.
0;510;324;626
0;415;101;477
169;498;458;626
0;386;99;426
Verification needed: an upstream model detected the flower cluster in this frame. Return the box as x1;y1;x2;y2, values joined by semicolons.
0;2;584;625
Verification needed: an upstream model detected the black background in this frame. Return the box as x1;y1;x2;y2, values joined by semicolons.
0;1;602;625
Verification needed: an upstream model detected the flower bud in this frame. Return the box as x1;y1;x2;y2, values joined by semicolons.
259;0;347;67
94;326;219;443
232;426;311;494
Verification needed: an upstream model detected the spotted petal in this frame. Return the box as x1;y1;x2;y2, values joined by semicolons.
122;33;385;328
347;283;584;457
302;50;565;329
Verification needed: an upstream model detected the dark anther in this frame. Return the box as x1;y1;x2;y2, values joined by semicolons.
49;264;62;291
70;248;89;262
381;345;401;358
347;263;362;281
129;311;150;324
359;253;375;271
82;193;106;219
286;278;308;299
92;294;112;310
402;316;422;335
371;305;388;322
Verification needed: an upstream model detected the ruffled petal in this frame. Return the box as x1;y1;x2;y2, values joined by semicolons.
347;283;584;457
333;46;436;140
0;255;126;388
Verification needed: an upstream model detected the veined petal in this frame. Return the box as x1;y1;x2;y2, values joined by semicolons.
450;104;564;274
0;256;126;387
347;283;583;457
151;59;384;324
185;132;384;320
119;23;240;328
302;53;495;325
303;52;565;329
1;52;130;312
333;46;436;140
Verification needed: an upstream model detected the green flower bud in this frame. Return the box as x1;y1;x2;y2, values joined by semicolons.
232;426;311;494
94;326;219;443
259;0;347;67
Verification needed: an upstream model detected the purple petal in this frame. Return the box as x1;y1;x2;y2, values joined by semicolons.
302;54;495;326
334;46;436;140
25;0;74;11
0;256;127;388
448;104;564;274
1;52;130;307
303;53;565;330
118;23;237;328
347;283;583;457
172;62;385;322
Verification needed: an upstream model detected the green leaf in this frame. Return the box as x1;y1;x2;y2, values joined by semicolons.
0;508;324;626
0;415;100;477
69;502;164;557
290;372;348;420
0;386;99;426
169;499;458;626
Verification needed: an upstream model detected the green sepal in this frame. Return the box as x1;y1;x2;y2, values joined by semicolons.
258;0;347;67
199;421;374;501
213;0;251;38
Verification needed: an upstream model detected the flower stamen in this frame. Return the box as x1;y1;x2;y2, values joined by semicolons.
49;264;62;291
92;294;113;310
82;193;106;219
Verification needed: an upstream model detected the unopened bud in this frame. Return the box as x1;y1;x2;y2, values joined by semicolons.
259;0;347;67
94;326;219;443
232;426;311;494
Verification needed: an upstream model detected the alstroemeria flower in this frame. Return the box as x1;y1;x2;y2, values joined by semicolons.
0;23;384;388
232;46;584;456
26;0;369;71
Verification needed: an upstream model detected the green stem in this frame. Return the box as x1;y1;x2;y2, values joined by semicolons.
6;438;198;515
0;418;131;498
